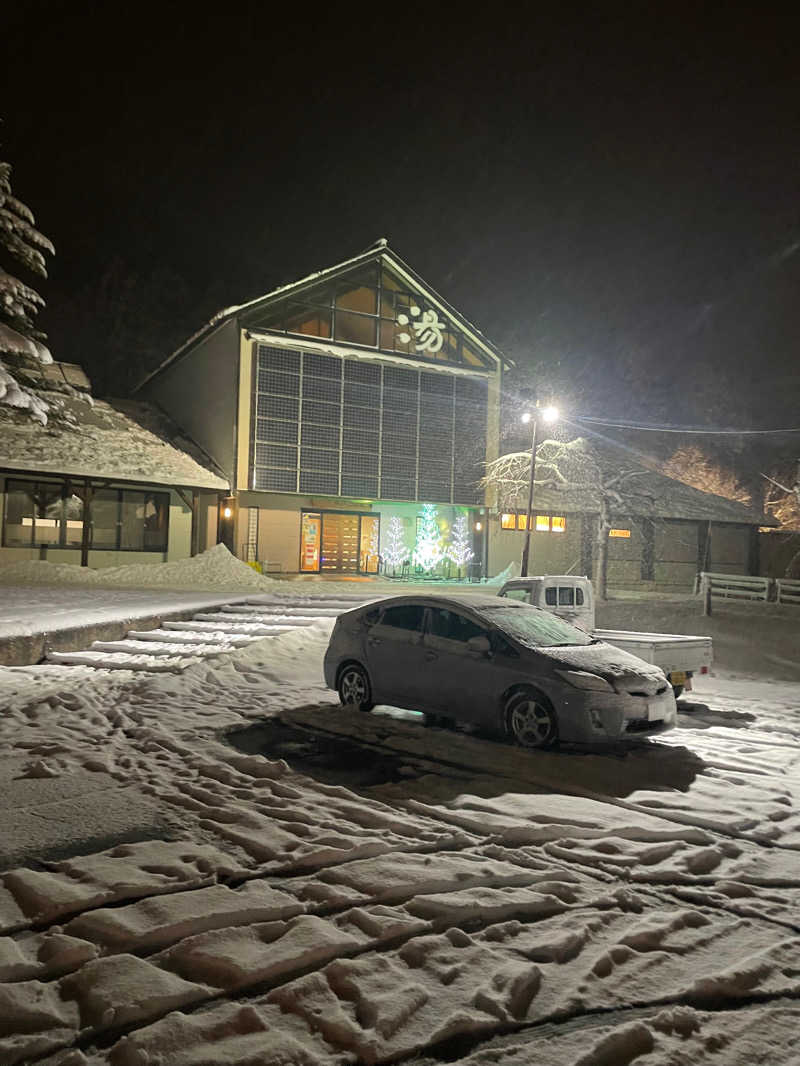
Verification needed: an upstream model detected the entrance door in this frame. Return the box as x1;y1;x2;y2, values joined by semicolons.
321;512;360;572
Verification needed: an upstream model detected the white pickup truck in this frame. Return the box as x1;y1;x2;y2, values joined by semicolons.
496;575;712;697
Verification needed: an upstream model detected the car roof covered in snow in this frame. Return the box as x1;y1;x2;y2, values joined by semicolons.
346;592;528;614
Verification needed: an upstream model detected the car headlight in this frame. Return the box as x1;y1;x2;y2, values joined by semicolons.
555;669;613;692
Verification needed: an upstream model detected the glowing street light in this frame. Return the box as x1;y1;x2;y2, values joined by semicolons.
520;405;560;577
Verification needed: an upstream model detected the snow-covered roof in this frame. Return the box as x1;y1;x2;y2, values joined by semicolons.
134;239;511;391
0;388;229;491
508;448;773;526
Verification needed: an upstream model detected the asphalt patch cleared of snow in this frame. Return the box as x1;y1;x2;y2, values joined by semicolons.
225;715;431;791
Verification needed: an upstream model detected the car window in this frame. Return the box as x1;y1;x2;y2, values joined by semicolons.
481;605;592;647
501;587;529;603
558;587;574;606
429;608;487;643
576;588;584;606
489;630;518;657
544;587;557;606
379;604;425;632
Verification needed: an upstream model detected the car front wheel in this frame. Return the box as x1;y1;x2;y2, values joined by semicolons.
337;663;374;712
504;688;558;749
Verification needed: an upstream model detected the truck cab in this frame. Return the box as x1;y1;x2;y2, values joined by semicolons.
498;576;595;632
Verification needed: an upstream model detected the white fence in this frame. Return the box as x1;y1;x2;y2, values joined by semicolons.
776;579;800;605
698;572;800;605
698;572;771;601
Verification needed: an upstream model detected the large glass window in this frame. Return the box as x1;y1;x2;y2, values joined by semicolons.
99;489;169;552
253;344;488;504
248;263;495;369
3;480;169;551
3;480;84;548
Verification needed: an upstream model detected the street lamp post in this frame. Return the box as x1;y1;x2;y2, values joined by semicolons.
520;405;558;578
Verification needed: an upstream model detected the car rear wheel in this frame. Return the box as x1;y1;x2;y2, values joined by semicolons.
504;688;558;749
337;663;374;712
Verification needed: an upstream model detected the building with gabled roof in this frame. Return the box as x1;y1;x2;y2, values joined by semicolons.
1;356;228;567
129;239;770;587
489;441;774;589
135;240;509;574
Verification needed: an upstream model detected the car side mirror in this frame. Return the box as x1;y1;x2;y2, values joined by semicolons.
467;635;491;656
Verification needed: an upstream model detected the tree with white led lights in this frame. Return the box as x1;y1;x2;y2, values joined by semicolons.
381;515;408;575
413;503;443;573
447;513;474;578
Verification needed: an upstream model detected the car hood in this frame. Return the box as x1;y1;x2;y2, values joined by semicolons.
533;641;667;686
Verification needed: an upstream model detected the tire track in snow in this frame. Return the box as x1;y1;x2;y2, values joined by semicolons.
2;602;800;1064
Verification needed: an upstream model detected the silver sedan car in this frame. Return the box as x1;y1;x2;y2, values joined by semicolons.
323;593;676;748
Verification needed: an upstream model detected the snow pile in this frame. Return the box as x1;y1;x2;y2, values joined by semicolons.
0;543;283;591
484;560;517;586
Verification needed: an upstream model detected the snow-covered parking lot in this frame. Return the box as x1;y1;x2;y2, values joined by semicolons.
1;596;799;1064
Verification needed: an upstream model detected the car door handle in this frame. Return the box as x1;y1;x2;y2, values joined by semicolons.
424;651;438;661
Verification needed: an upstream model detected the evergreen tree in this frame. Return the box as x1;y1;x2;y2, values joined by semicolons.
447;513;475;577
381;515;408;574
0;155;55;424
413;504;443;572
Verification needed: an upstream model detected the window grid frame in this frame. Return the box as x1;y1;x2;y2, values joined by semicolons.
252;343;487;504
1;478;170;553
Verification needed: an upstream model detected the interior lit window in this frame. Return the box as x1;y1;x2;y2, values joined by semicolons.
551;516;566;533
517;513;528;530
500;513;516;530
536;515;550;531
609;528;631;538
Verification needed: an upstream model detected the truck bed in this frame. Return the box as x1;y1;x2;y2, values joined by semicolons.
593;629;713;675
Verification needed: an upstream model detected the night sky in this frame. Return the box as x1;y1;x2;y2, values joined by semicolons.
3;7;798;433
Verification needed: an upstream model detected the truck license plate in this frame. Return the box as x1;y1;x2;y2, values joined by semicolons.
647;703;663;721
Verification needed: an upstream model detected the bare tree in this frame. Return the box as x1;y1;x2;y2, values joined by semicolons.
762;463;800;577
482;437;655;599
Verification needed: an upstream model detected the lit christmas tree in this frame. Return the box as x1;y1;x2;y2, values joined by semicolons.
381;515;408;574
413;504;443;572
447;513;474;577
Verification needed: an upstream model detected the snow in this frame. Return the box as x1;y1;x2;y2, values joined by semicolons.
0;577;799;1062
0;388;227;488
0;544;280;593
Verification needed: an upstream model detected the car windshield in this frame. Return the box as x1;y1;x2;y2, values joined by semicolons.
482;604;592;648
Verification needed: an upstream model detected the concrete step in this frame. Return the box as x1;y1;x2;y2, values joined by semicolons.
191;613;319;627
90;639;236;657
127;628;260;646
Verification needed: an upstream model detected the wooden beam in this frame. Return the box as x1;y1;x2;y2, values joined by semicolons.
174;486;202;558
80;479;94;567
191;489;199;556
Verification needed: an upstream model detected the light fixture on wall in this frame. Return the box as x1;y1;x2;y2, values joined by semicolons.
221;496;235;520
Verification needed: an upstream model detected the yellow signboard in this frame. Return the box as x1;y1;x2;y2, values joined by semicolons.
609;528;631;538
